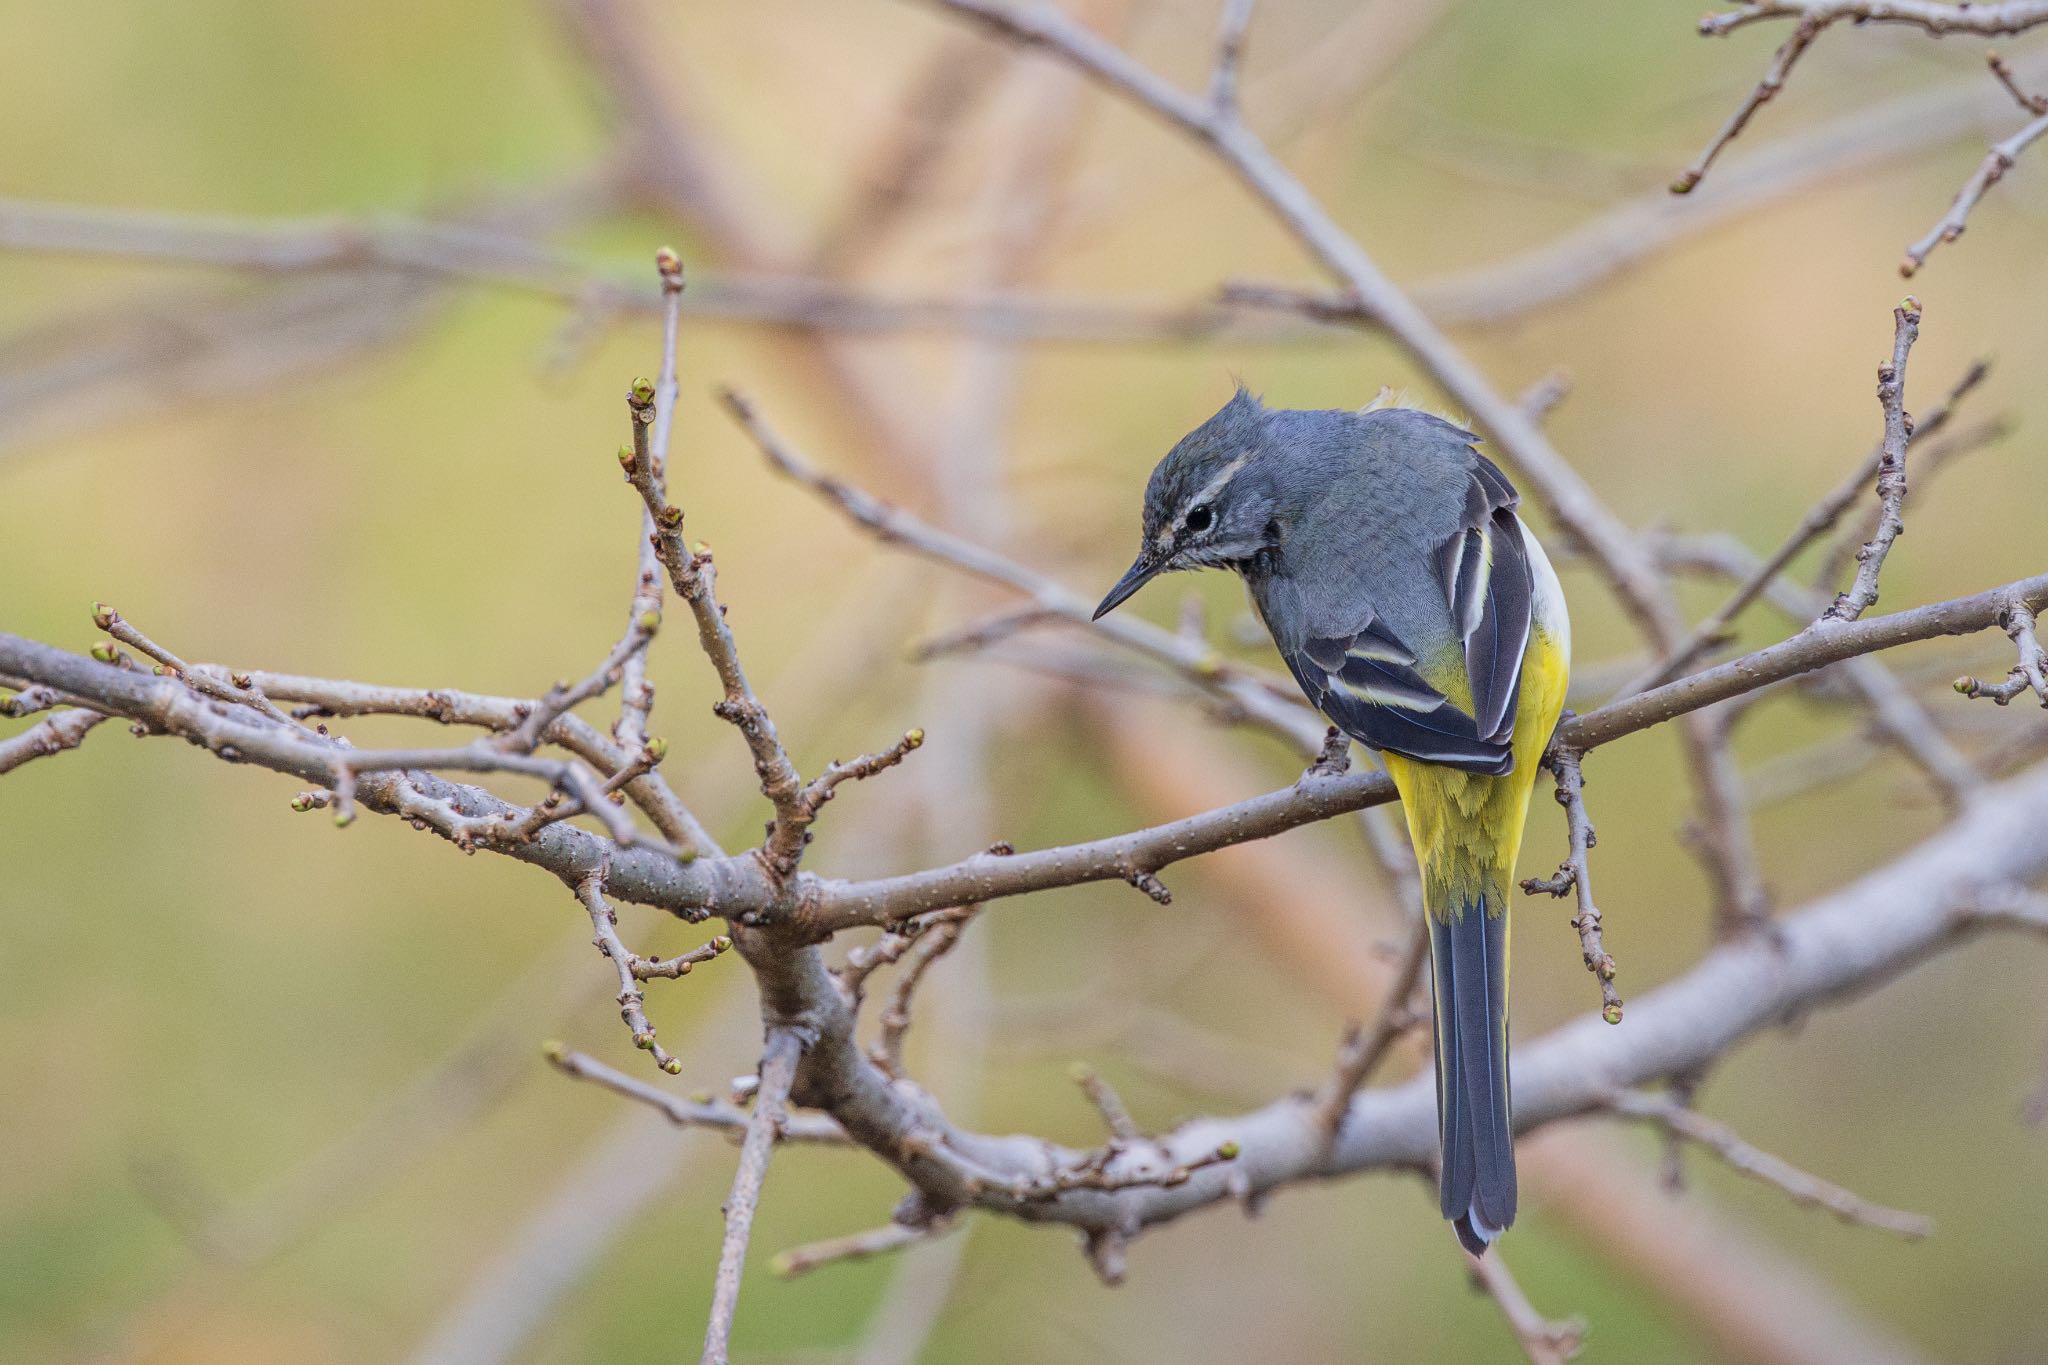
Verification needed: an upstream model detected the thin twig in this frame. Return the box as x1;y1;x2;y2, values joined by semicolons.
1313;915;1429;1143
722;386;1325;752
1521;747;1624;1023
1825;299;1922;623
496;609;662;754
1954;600;2048;707
1623;356;1990;695
1670;16;1824;195
1071;1063;1144;1143
1465;1246;1587;1365
1650;530;1979;805
0;707;106;775
702;1026;804;1365
1605;1088;1933;1237
616;247;685;750
875;907;979;1074
1206;0;1259;113
1991;50;2048;113
543;1046;846;1143
771;1215;958;1279
1903;107;2048;275
620;373;811;876
578;871;731;1073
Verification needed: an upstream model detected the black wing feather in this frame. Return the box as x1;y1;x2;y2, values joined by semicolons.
1283;631;1513;775
1278;446;1535;777
1465;507;1533;743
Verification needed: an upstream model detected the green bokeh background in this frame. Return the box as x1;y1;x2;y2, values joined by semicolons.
3;1;2046;1361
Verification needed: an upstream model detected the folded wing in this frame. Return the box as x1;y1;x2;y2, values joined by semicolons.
1286;453;1534;775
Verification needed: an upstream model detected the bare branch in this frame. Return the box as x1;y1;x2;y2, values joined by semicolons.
1605;1089;1933;1237
1071;1063;1143;1143
616;248;685;751
929;0;1685;656
579;872;731;1074
1679;0;2048;264
1625;357;1991;694
1902;108;2048;276
771;1214;958;1280
1206;0;1259;114
1464;1248;1587;1365
1990;50;2048;114
242;668;715;854
1825;300;1922;623
1699;0;2048;40
1407;56;2048;324
10;564;2047;937
1670;16;1824;195
1955;600;2048;707
875;906;979;1075
798;728;926;821
544;1046;846;1144
1520;748;1624;1023
1312;915;1428;1141
0;706;106;776
1651;531;1980;805
722;386;1324;752
619;373;811;875
498;608;661;755
702;1026;803;1365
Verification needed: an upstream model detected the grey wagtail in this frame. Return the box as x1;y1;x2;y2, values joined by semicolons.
1095;389;1571;1255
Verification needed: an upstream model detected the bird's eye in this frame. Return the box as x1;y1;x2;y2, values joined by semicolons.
1184;504;1213;534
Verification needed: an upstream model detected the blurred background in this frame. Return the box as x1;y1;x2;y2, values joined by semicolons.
3;0;2046;1361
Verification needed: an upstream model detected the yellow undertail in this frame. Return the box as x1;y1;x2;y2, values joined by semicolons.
1382;627;1569;1253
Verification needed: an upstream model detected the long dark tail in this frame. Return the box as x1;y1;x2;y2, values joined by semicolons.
1429;890;1516;1256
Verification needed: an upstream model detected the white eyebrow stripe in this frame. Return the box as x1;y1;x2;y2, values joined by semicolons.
1185;454;1251;514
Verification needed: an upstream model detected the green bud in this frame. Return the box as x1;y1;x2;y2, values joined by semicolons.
630;377;656;404
90;642;118;663
91;601;115;628
1602;1003;1624;1026
644;736;669;762
1954;676;1976;694
617;444;636;469
659;504;683;528
633;1030;656;1050
1216;1141;1241;1160
661;1057;684;1074
903;727;925;749
333;808;356;828
637;609;662;634
710;935;732;953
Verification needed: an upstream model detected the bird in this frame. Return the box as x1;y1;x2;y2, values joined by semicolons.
1092;388;1570;1256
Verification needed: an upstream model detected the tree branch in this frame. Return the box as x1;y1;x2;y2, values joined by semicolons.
1604;1088;1933;1237
1826;300;1922;623
702;1026;803;1365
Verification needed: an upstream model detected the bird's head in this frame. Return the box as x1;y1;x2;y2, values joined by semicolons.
1094;387;1280;619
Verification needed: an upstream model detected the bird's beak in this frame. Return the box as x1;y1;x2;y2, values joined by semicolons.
1093;550;1164;620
